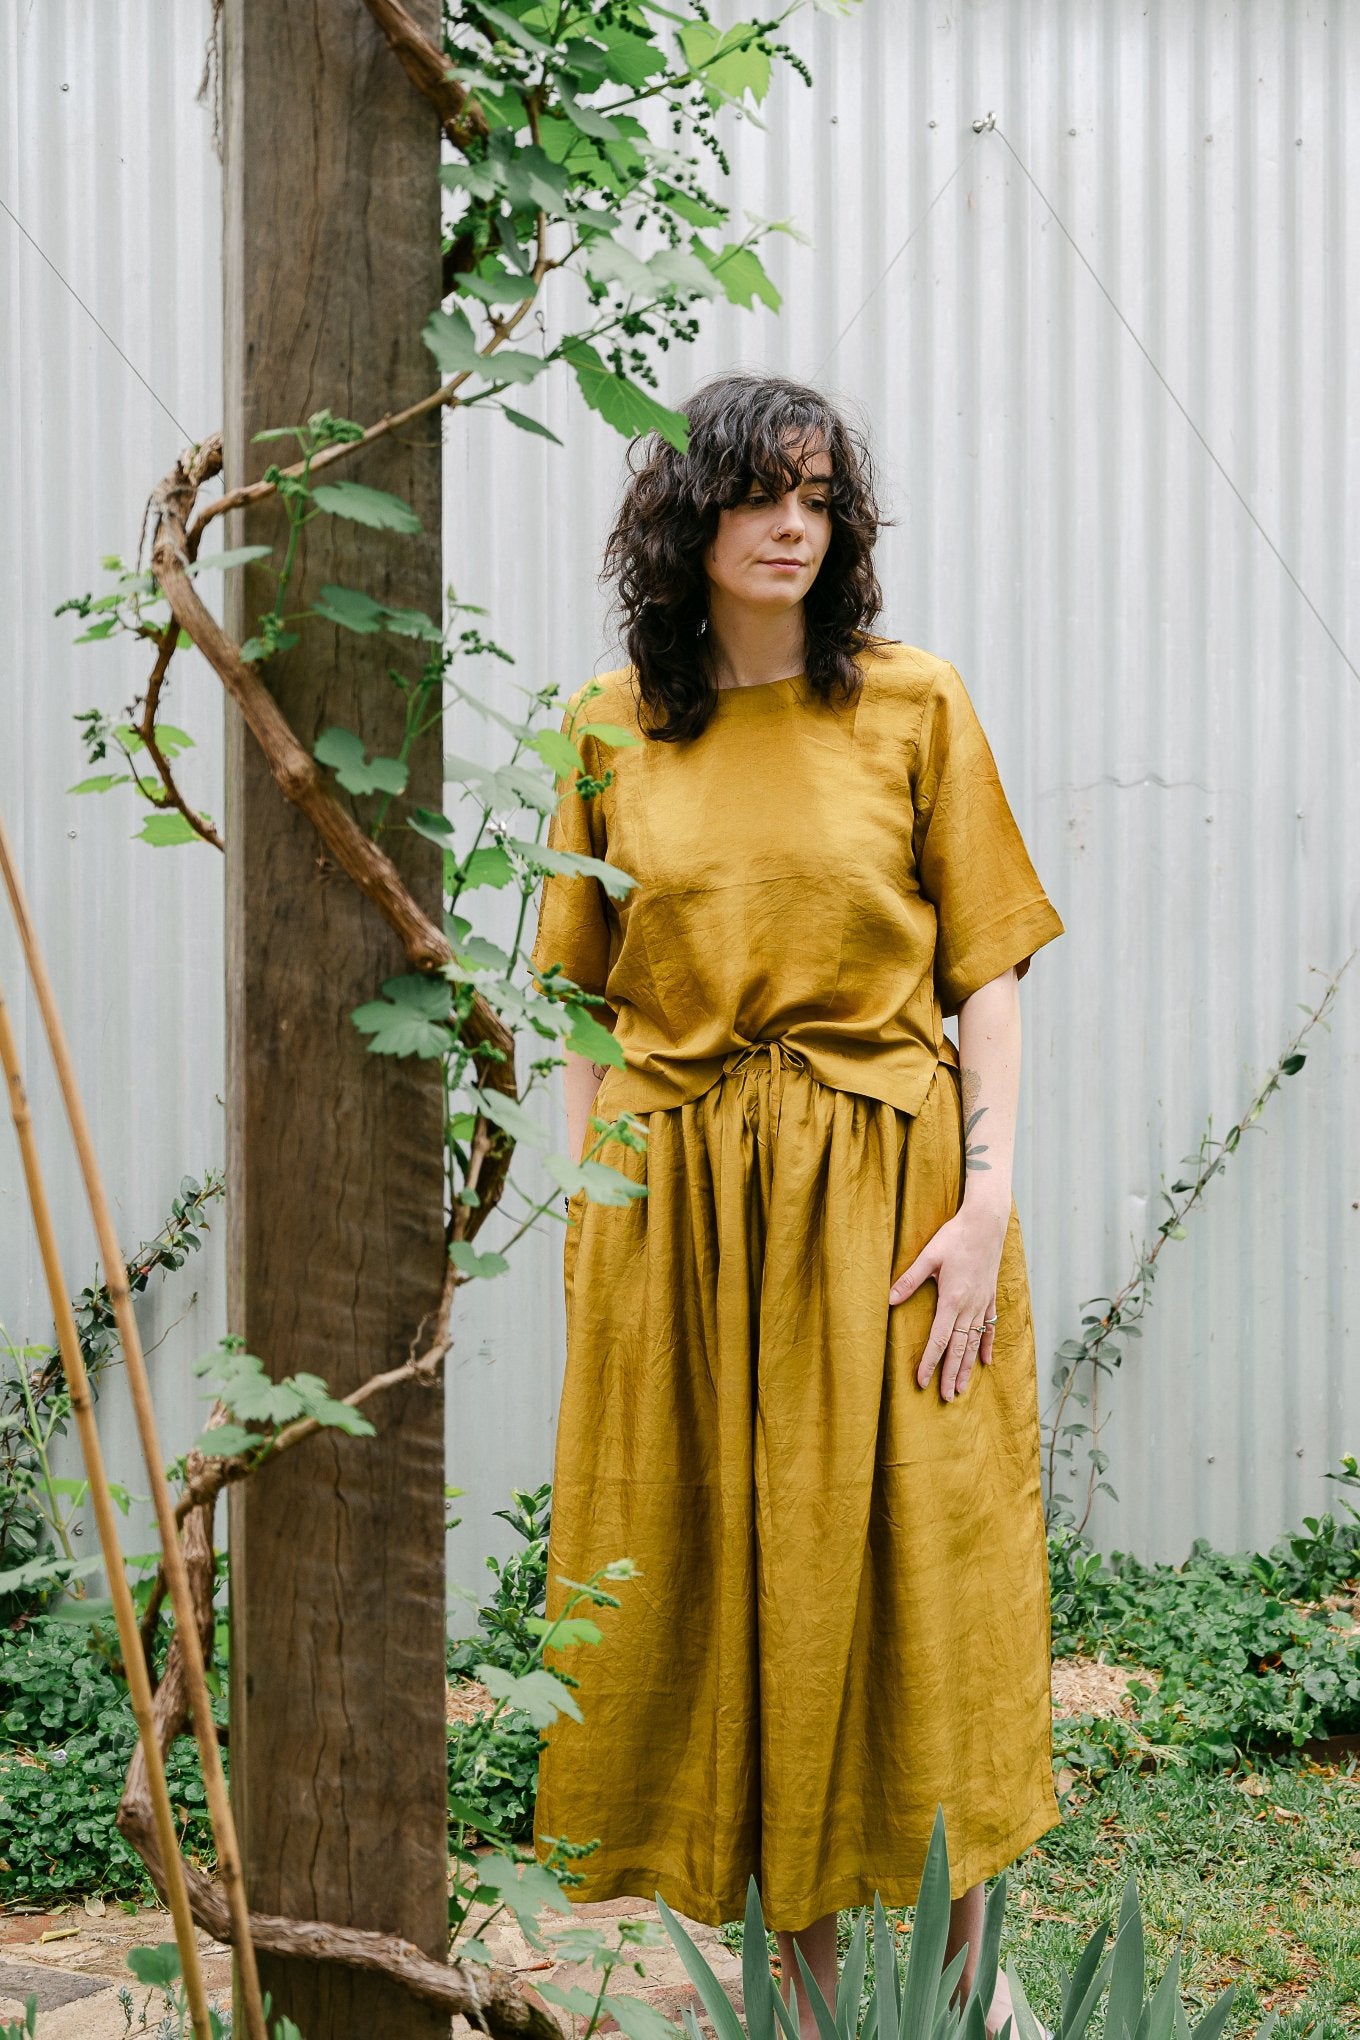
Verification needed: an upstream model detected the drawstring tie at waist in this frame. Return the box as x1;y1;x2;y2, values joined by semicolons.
721;1038;809;1143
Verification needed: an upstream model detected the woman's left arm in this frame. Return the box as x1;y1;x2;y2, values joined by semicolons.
887;966;1022;1400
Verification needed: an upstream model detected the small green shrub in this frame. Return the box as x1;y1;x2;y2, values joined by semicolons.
446;1482;551;1839
1050;1513;1360;1765
0;1616;218;1901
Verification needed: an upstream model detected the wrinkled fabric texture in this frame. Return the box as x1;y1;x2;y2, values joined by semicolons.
528;640;1065;1118
533;1046;1060;1930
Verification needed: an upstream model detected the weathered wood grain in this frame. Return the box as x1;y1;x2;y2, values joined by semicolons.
222;4;449;2032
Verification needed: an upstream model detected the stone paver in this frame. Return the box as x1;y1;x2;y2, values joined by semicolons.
0;1906;231;2038
0;1891;744;2038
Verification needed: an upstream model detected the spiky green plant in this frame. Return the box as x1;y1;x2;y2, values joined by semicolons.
655;1810;1277;2040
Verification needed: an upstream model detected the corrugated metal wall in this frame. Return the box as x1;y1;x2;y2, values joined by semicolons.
3;1;1357;1593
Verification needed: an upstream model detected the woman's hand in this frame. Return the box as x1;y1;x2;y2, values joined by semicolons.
887;968;1023;1401
887;1201;1007;1400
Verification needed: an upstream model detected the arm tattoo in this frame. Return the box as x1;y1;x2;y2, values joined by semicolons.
591;1061;609;1082
961;1065;991;1172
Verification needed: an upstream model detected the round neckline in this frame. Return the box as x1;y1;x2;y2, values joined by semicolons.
711;673;805;708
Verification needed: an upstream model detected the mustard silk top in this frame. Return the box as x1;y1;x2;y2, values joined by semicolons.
528;640;1064;1120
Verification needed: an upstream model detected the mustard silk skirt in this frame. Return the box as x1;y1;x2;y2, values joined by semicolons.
533;1042;1059;1932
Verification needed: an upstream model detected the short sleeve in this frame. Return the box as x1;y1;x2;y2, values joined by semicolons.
912;661;1064;1016
528;712;614;1001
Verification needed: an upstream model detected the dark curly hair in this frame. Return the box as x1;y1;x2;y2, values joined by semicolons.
601;372;886;742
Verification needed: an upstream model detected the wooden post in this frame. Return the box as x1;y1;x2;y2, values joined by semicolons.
222;5;448;2035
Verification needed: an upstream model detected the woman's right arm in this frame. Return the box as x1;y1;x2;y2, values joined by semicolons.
563;1012;617;1164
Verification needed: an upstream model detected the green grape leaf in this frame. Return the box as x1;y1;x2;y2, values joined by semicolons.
493;137;570;212
545;1154;645;1205
310;585;386;633
312;584;443;642
137;811;206;848
454;267;538;307
578;720;639;747
351;973;454;1058
439;161;501;201
558;86;624;140
511;837;635;898
475;1665;583;1730
192;1423;259;1458
449;1240;510;1280
589;22;665;87
149;723;196;758
467;1085;548;1146
702;241;782;311
459;845;516;891
562;341;689;450
679;20;772;106
583;234;656;296
127;1944;181;1989
314;725;409;798
530;727;584;776
185;545;276;576
524;1614;603;1647
500;405;563;444
565;1002;624;1066
67;773;131;795
310;479;421;532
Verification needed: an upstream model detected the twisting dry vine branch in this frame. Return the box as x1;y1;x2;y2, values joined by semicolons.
116;1470;562;2040
1044;955;1354;1533
131;626;223;851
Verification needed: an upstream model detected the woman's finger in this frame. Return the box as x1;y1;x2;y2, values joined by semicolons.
915;1301;962;1387
978;1293;999;1367
954;1318;988;1397
942;1317;986;1402
889;1238;942;1308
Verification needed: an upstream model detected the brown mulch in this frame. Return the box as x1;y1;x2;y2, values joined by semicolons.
446;1677;496;1727
1050;1656;1157;1722
451;1663;1153;1730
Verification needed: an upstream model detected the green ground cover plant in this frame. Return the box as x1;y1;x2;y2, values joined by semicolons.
1049;1505;1360;1766
0;1610;217;1900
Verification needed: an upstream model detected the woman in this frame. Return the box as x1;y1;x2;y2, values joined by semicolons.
529;372;1063;2033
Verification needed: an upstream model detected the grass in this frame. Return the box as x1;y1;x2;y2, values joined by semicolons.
1007;1756;1360;2038
721;1758;1360;2040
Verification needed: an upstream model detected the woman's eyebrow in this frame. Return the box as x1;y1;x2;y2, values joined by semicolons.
747;470;836;489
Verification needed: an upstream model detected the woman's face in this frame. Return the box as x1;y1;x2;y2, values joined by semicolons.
703;436;835;616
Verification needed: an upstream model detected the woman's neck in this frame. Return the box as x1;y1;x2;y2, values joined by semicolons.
707;594;806;690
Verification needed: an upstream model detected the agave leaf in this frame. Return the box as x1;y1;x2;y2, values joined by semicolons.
1059;1921;1111;2038
899;1810;953;2040
741;1878;777;2040
1105;1879;1146;2040
1188;1987;1237;2040
793;1942;841;2040
771;1977;802;2040
682;2012;706;2040
1142;1945;1181;2040
837;1909;869;2040
959;1876;1006;2031
961;1996;988;2040
1172;2004;1191;2040
656;1893;748;2040
874;1895;901;2040
931;1945;970;2040
1002;1964;1048;2040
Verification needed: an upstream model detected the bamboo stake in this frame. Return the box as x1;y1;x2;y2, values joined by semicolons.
0;971;213;2040
0;811;268;2040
